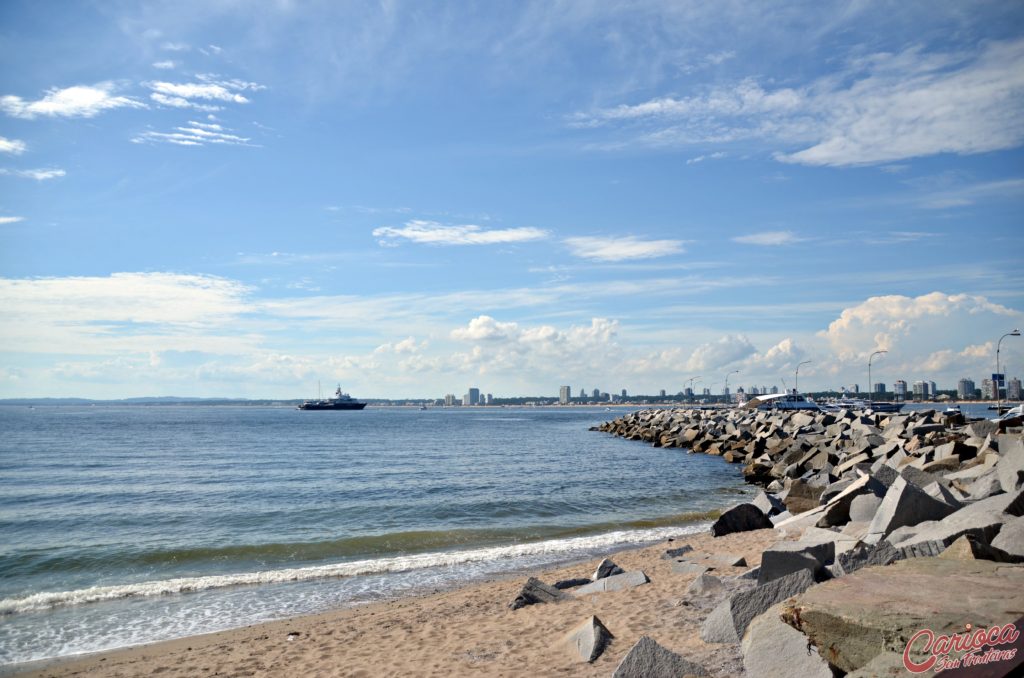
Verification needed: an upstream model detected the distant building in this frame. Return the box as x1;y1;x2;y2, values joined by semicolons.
852;384;860;394
579;388;586;399
981;378;995;399
722;387;730;398
770;385;779;394
559;385;571;405
463;387;480;406
684;387;693;397
485;393;493;405
873;382;885;395
444;393;458;407
957;378;976;399
912;380;930;400
894;380;908;400
592;388;601;399
621;389;627;399
659;389;666;398
1009;378;1022;401
601;391;610;401
928;381;938;397
702;387;711;396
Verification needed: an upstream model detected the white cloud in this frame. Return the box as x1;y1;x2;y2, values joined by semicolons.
573;38;1024;167
132;121;254;147
564;235;685;261
686;151;726;165
0;136;26;155
685;334;757;371
152;60;177;70
0;168;65;180
450;315;519;341
147;81;251;104
150;92;222;112
161;42;190;51
1;83;145;119
731;230;804;246
0;216;24;224
372;220;548;246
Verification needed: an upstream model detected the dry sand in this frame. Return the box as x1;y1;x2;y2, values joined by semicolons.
16;529;782;678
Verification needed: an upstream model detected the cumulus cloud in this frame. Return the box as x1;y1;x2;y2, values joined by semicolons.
450;315;519;341
685;334;757;371
0;216;24;224
564;235;685;261
572;38;1024;167
1;83;145;119
731;230;804;246
0;168;65;180
0;136;26;155
373;220;548;246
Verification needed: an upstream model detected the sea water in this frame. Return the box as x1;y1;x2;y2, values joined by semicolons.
0;405;753;666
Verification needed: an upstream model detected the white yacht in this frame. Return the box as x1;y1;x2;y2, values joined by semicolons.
743;392;820;412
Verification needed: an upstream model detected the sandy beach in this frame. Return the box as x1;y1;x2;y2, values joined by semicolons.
15;528;780;678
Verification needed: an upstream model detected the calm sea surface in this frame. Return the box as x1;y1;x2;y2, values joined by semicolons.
0;405;753;666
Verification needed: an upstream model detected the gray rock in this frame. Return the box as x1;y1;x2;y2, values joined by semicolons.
563;615;613;663
700;569;816;643
830;541;902;577
612;636;709;678
677;551;748;568
592;558;624;580
751;490;786;517
509;577;568;609
710;503;773;537
865;476;959;543
553;577;591;590
991;515;1024;557
921;481;964;510
671;561;711;576
780;557;1024;674
741;603;832;678
998;433;1024;494
758;540;835;585
849;492;883;523
967;419;999;439
573;570;649;595
662;544;694;559
687;573;724;596
937;534;1024;563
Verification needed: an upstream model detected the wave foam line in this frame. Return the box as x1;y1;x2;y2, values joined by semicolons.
0;524;706;615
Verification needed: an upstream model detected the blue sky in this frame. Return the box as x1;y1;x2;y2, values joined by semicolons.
1;1;1022;399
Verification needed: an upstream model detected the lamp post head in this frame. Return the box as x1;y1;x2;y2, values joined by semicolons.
1012;329;1021;337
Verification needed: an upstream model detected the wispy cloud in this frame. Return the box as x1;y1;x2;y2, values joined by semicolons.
161;42;190;52
915;178;1024;209
0;83;145;119
152;60;177;70
686;151;726;165
132;120;254;147
372;220;548;246
571;38;1024;167
0;136;26;155
0;216;24;224
0;168;66;180
731;230;804;246
564;236;686;261
146;77;264;112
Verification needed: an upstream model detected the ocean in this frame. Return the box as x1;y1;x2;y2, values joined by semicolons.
0;405;753;667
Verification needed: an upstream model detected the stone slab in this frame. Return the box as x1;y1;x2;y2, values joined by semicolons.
741;603;832;678
563;615;613;663
612;636;708;678
573;570;649;595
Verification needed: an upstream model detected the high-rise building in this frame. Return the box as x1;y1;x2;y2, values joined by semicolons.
912;380;930;400
559;385;571;405
928;381;938;397
982;378;995;399
621;389;627;399
702;387;711;396
444;393;458;407
771;385;779;394
957;378;976;399
1009;378;1022;401
659;389;666;398
873;383;885;395
894;380;907;400
592;388;601;399
579;388;586;398
463;387;480;406
485;393;493;405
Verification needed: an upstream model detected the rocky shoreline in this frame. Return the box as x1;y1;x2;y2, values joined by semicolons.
556;405;1024;676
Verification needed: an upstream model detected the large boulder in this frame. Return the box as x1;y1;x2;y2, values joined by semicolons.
612;636;708;678
700;569;816;643
686;573;724;596
757;540;835;585
509;577;567;609
710;503;773;537
741;603;833;678
781;557;1024;674
864;476;959;544
998;433;1024;494
992;515;1024;558
573;570;649;595
563;615;613;663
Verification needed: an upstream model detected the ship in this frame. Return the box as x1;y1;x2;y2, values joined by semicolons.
298;385;367;410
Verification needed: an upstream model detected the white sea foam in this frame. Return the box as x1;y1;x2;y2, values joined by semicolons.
0;524;706;615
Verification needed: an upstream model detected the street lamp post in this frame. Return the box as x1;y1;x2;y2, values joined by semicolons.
868;350;888;402
996;329;1021;413
795;360;812;394
724;370;739;406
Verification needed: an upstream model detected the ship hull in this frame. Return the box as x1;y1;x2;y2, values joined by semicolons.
297;402;367;410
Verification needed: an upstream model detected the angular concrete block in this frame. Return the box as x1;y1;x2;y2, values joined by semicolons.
573;570;649;595
563;615;613;663
612;636;708;678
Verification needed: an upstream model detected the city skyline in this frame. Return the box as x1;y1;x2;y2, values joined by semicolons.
1;2;1023;399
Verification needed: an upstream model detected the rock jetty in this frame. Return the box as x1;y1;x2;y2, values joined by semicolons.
592;405;1024;675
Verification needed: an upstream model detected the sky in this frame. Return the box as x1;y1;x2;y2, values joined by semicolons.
0;0;1023;400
